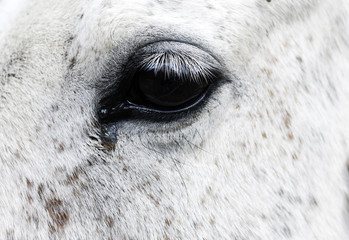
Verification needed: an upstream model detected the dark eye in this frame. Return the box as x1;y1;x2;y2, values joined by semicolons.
98;42;222;123
128;61;210;112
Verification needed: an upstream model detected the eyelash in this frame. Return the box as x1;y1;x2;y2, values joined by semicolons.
139;51;219;84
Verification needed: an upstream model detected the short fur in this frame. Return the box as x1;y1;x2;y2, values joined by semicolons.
0;0;349;239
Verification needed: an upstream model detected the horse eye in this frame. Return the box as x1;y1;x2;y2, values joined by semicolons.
98;42;222;123
128;65;210;111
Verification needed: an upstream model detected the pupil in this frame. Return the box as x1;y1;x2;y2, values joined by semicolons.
135;68;207;108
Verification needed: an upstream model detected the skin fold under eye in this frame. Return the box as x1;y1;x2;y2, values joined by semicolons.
98;41;224;123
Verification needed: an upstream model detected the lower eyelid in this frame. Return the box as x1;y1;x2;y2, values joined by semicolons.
98;82;219;124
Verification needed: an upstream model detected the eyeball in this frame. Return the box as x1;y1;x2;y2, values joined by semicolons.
128;58;211;111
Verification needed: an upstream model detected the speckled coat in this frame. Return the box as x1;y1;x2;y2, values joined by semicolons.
0;0;349;239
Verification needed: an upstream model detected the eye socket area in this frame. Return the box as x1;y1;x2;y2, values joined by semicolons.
98;42;222;123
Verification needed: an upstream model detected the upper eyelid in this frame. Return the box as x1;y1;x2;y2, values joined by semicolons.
96;40;226;96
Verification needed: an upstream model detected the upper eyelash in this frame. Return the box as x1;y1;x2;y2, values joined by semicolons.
138;51;219;84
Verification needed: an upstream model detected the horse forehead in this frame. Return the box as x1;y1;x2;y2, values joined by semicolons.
54;0;319;84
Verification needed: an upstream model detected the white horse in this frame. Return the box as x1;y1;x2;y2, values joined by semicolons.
1;0;349;239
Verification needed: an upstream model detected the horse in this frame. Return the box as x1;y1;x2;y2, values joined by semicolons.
1;0;349;239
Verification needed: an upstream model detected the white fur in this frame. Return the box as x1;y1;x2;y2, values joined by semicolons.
0;0;27;46
0;0;349;239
